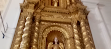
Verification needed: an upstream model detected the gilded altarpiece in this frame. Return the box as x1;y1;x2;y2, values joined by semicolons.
10;0;96;49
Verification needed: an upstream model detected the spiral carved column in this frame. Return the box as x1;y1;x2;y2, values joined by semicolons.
80;20;95;49
10;13;26;49
19;12;33;49
72;22;82;49
85;19;95;49
31;15;40;49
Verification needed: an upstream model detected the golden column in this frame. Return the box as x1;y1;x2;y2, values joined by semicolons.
31;15;40;49
80;19;95;49
72;21;82;49
86;19;96;49
19;3;35;49
10;13;26;49
19;11;33;49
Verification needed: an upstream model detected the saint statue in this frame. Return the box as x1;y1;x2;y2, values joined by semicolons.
52;0;59;7
48;37;64;49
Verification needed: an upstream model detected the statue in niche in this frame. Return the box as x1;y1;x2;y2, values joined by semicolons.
52;0;59;7
48;37;64;49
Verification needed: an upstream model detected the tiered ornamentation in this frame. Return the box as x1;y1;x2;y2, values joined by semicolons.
11;0;96;49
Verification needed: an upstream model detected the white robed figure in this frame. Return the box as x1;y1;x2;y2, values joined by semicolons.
48;37;64;49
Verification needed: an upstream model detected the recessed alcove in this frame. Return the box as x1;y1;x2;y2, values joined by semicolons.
46;30;64;49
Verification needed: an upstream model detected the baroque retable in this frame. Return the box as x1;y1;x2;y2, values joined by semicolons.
11;0;96;49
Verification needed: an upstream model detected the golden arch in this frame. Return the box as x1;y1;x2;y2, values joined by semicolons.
43;26;71;39
41;26;75;49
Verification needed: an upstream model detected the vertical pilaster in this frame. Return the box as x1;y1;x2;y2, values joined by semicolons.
38;31;42;49
31;15;40;49
42;37;46;49
65;38;75;49
72;22;82;49
80;20;95;49
10;13;26;49
36;15;42;49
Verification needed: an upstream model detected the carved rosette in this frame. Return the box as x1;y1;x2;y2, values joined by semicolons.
72;22;82;49
80;20;95;49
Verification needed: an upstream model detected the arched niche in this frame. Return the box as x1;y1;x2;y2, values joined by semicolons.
43;26;69;38
41;26;75;49
46;30;65;49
